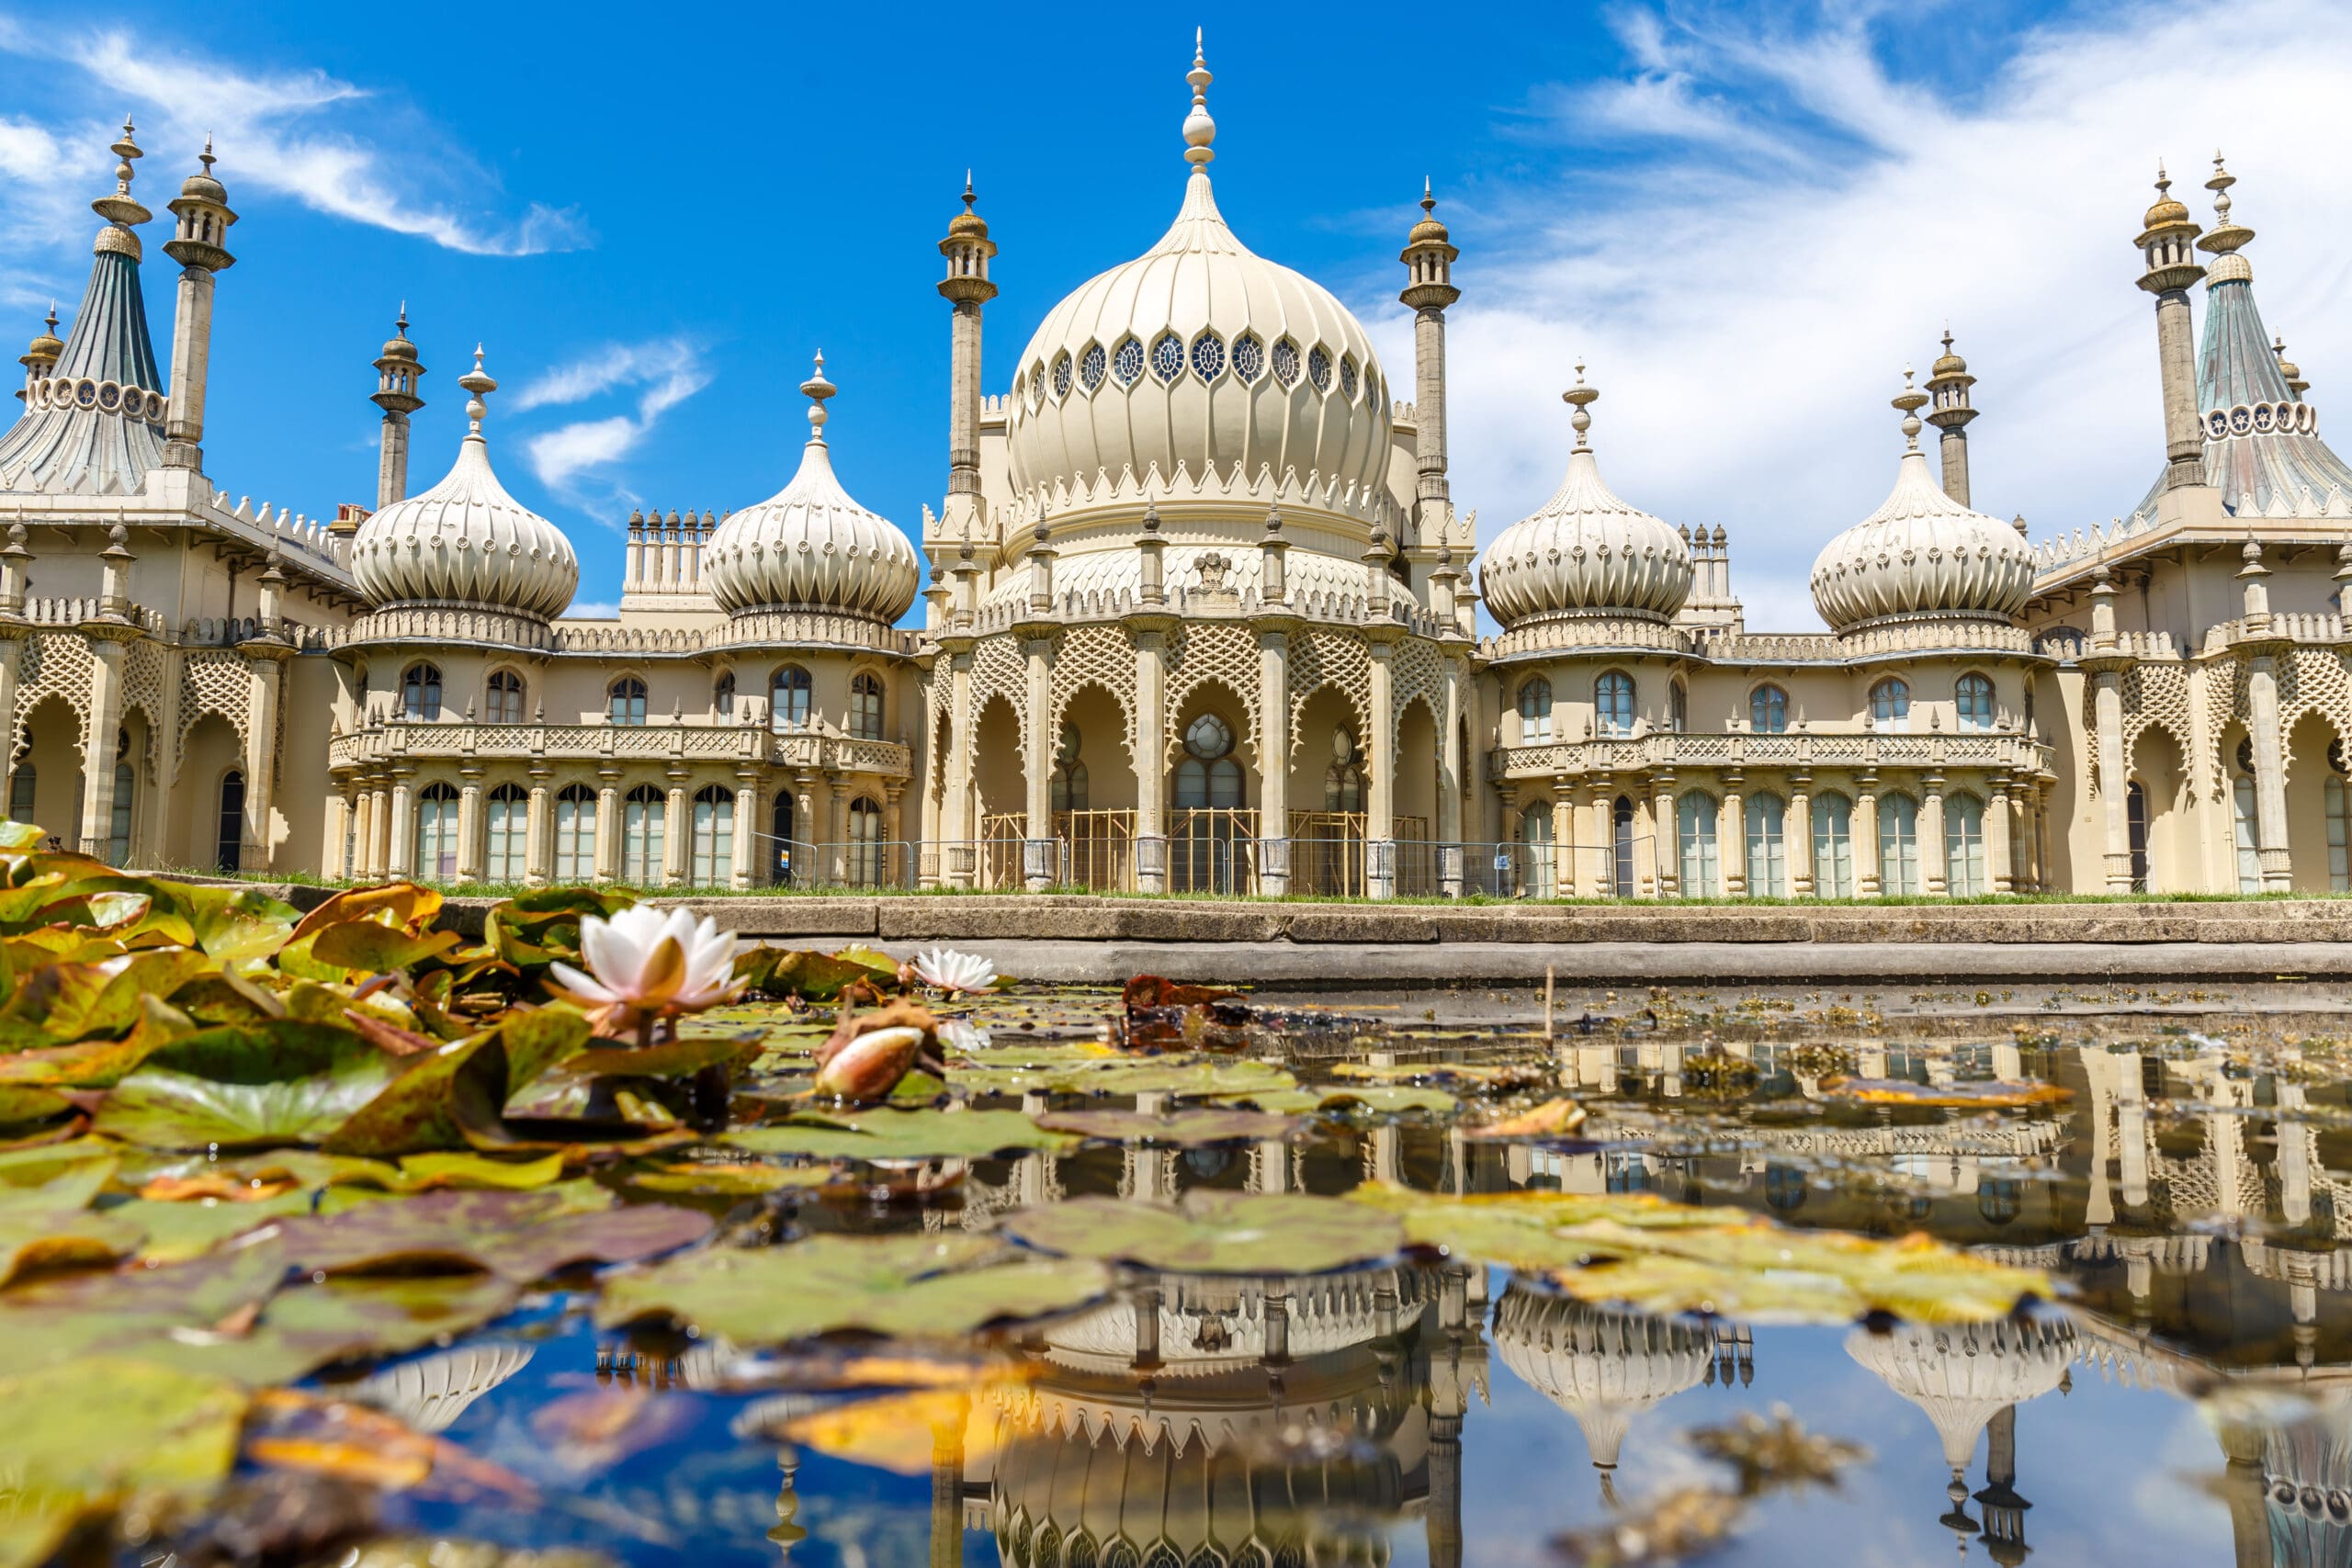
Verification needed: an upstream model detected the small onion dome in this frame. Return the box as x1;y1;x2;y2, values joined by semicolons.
2276;334;2308;398
1478;367;1693;627
2143;164;2192;230
177;147;226;206
1407;178;1450;245
380;306;420;364
349;346;579;619
705;355;921;623
1930;335;1967;379
21;305;61;367
1809;372;2034;632
946;172;989;239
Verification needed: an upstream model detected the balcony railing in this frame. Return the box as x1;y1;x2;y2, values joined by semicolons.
328;719;912;778
1486;729;2052;781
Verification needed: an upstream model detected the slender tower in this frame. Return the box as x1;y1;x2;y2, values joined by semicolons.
936;175;996;536
1399;179;1461;525
1923;329;1977;506
161;139;236;471
16;306;60;402
2135;165;2208;491
370;308;426;513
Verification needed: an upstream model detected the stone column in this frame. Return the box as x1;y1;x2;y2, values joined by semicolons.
76;637;129;860
2094;667;2132;891
1439;657;1464;896
322;791;348;880
1550;778;1575;898
1789;774;1815;895
1366;634;1396;897
0;628;21;821
1855;774;1881;896
2247;651;2292;889
1989;779;2014;894
1584;781;1611;897
594;773;619;883
793;770;818;887
238;651;286;873
387;771;415;877
525;770;551;887
1023;635;1055;890
731;775;758;889
883;782;905;886
1921;773;1947;896
1648;773;1676;897
455;769;483;884
1718;772;1745;897
663;781;688;886
348;788;373;880
1255;625;1291;895
1132;623;1170;892
944;648;974;886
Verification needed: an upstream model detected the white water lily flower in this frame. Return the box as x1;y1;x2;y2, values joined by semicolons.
911;947;998;995
550;905;742;1030
936;1017;991;1056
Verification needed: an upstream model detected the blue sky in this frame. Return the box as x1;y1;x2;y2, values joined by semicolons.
6;1;2352;626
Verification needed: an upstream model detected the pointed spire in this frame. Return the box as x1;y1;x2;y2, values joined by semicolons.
1563;360;1597;447
458;344;495;436
91;118;149;233
2199;148;2254;265
1183;29;1216;169
801;351;835;444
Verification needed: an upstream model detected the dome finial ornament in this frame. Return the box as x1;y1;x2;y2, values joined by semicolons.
1563;360;1597;447
2199;149;2253;265
1183;28;1216;169
458;344;495;434
1894;366;1928;450
801;351;835;443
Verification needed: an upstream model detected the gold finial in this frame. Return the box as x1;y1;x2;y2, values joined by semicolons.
1183;28;1216;168
1563;359;1598;446
1894;366;1928;449
802;351;836;441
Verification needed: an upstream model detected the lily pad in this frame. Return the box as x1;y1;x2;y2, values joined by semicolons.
951;1056;1298;1100
568;1036;763;1079
596;1233;1109;1344
0;1167;145;1285
622;1160;837;1196
1815;1077;2073;1110
723;1108;1081;1161
322;1006;590;1157
252;1187;713;1282
1211;1085;1457;1116
1001;1191;1404;1276
1033;1108;1299;1146
93;1022;401;1150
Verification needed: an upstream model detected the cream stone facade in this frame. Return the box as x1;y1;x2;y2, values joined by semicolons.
7;81;2352;897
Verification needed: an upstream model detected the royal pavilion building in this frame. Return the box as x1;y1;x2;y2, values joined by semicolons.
6;52;2352;900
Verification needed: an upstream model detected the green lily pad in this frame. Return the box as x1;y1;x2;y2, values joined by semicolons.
722;1107;1081;1161
0;1087;71;1127
252;1186;713;1281
94;1022;401;1150
322;1006;590;1157
0;947;213;1046
1345;1184;1736;1271
1215;1085;1458;1115
484;886;635;973
950;1056;1298;1100
1033;1108;1299;1146
0;1358;246;1568
568;1036;763;1079
107;1190;327;1265
153;1273;525;1387
596;1233;1110;1344
0;1167;144;1285
1002;1191;1404;1276
756;950;897;1001
621;1160;838;1196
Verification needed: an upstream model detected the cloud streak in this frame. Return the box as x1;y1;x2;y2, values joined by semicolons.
519;338;712;501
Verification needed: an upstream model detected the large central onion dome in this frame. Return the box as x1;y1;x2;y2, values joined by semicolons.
349;348;578;620
1493;1287;1716;1478
1479;371;1694;627
705;355;921;623
1810;373;2033;632
1003;39;1393;522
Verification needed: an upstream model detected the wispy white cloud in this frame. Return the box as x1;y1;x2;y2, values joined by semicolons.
1374;0;2352;633
519;338;712;501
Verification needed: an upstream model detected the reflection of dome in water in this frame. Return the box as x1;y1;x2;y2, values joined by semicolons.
1845;1319;2075;1471
1038;1270;1431;1380
1492;1286;1715;1472
342;1343;534;1434
2262;1390;2352;1559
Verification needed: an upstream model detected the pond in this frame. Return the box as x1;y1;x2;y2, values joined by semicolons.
27;967;2346;1568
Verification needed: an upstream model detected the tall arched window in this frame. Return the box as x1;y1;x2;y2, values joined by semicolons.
1668;680;1688;735
108;728;135;866
771;665;813;730
1172;714;1243;807
1955;673;1996;733
691;784;734;886
1749;685;1788;734
1611;795;1636;897
1595;671;1634;738
849;671;885;741
621;785;666;885
1811;792;1853;897
713;672;736;720
485;784;528;882
2232;773;2261;892
1745;793;1787;897
770;792;796;886
847;796;884;887
216;770;244;874
401;663;443;721
1517;677;1553;743
7;762;32;826
416;782;460;880
1324;728;1364;811
1944;793;1985;896
607;677;648;728
1878;793;1920;895
1675;790;1719;896
1521;800;1555;898
1051;722;1089;813
2327;774;2352;892
1870;678;1910;731
2128;781;2153;893
486;670;526;724
554;784;596;883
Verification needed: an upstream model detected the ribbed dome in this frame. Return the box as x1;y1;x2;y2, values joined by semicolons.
1846;1319;2075;1471
704;356;921;623
1479;381;1693;627
349;350;578;620
1002;42;1392;525
1809;402;2033;632
1494;1288;1714;1471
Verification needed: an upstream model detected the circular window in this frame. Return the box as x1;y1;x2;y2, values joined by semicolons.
1340;356;1358;400
1232;333;1263;383
1307;346;1332;391
1052;353;1072;397
1184;713;1234;760
97;381;120;411
1190;332;1225;380
1113;337;1145;386
1151;333;1184;384
1271;338;1300;388
1080;344;1105;391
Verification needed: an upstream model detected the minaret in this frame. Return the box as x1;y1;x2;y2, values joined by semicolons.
161;139;236;472
936;173;996;537
2275;335;2310;400
1399;178;1461;524
2134;164;2208;491
1923;329;1977;506
1973;1404;2033;1565
369;307;426;516
16;305;60;402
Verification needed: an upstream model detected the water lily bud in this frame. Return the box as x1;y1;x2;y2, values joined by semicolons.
812;1024;926;1101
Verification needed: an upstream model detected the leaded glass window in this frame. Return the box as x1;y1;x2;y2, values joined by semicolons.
1151;333;1183;383
1080;344;1106;391
1114;338;1144;385
1051;352;1071;398
1595;671;1634;738
1340;355;1358;400
1272;338;1300;387
1190;332;1225;380
1956;672;1995;732
1749;684;1788;734
1307;345;1332;390
1232;333;1263;382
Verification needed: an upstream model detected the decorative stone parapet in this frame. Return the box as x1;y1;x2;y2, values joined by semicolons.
1485;729;2051;782
327;719;911;778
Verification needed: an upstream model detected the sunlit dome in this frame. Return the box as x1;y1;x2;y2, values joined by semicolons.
348;348;579;620
1844;1318;2076;1472
1002;37;1395;529
704;355;921;624
1479;370;1693;627
1493;1287;1715;1472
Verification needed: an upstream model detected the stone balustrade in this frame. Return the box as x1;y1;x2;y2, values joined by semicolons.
1486;728;2052;781
327;718;912;779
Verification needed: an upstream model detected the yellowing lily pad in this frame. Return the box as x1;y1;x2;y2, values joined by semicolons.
723;1108;1081;1162
252;1187;713;1282
1001;1191;1404;1276
1032;1108;1298;1146
1815;1077;2073;1110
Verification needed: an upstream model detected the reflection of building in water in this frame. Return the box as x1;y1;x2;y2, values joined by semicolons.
972;1264;1487;1568
341;1343;534;1433
1492;1285;1751;1497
